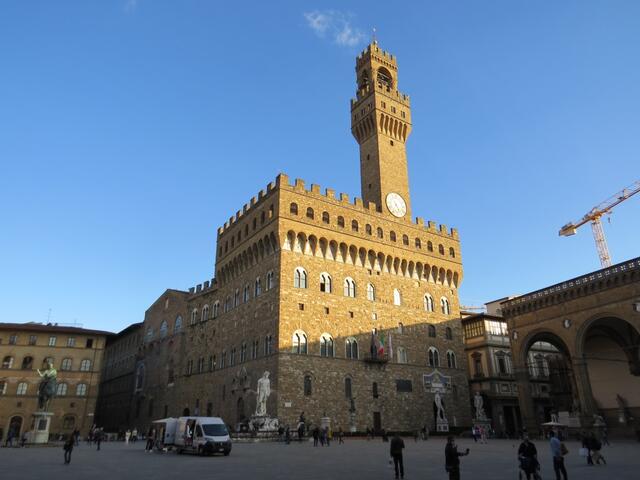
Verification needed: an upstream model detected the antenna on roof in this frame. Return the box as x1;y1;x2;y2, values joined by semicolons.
47;308;52;323
372;27;377;44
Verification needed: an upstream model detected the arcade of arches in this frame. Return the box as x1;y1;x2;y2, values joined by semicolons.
503;257;640;437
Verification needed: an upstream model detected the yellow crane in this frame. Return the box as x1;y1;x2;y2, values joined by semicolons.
559;180;640;268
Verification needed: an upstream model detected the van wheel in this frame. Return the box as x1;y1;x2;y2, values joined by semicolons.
223;449;230;456
177;448;183;455
197;446;203;456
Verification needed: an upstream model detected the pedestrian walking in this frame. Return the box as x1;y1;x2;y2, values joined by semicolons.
284;426;291;444
95;428;102;451
324;427;331;446
582;431;594;465
73;428;80;446
549;430;568;480
602;427;610;446
471;426;478;443
591;436;606;465
445;435;469;480
125;429;131;444
145;427;155;452
312;426;319;447
518;436;539;480
132;428;138;443
480;426;487;444
63;435;74;464
389;433;405;480
338;427;344;444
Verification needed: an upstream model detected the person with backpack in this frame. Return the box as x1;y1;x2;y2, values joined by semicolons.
549;430;568;480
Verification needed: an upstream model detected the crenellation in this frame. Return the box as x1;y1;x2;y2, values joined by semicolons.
439;224;448;234
325;188;335;199
310;184;320;194
416;217;425;227
188;287;195;294
294;178;305;191
203;280;209;289
354;197;364;208
339;193;350;203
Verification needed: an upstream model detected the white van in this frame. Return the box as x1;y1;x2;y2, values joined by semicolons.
173;416;232;456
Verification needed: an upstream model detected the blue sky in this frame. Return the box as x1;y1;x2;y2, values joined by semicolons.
1;1;638;332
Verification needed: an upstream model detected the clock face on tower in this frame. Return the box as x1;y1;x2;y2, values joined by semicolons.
386;192;407;218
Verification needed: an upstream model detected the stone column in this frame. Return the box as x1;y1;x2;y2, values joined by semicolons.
514;365;538;436
572;358;597;426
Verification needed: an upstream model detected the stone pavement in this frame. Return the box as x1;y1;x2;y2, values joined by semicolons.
1;438;638;480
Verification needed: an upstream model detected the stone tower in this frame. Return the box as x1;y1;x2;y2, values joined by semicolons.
351;41;413;220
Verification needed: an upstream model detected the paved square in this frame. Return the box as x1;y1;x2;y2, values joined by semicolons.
2;438;638;480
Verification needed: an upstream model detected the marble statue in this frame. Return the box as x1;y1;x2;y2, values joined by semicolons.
434;392;447;422
37;360;57;411
254;371;271;416
473;392;487;420
551;412;559;423
593;414;606;427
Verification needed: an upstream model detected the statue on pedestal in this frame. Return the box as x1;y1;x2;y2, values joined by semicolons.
473;392;487;420
434;392;447;422
36;360;57;411
254;371;271;417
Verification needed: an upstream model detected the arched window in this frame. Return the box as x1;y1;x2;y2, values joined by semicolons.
306;207;314;220
320;273;332;293
397;322;404;334
424;294;434;312
438;244;445;255
16;382;27;395
76;383;88;396
397;347;408;364
428;347;440;367
428;325;436;338
393;288;402;306
234;289;240;307
441;297;451;315
377;67;393;88
224;296;231;313
21;356;33;370
80;359;91;372
159;320;168;337
261;211;266;224
390;231;397;242
320;334;334;357
2;356;14;369
264;335;274;355
402;234;409;245
344;377;353;399
243;284;250;303
351;220;359;232
366;224;372;235
377;227;383;238
202;305;210;321
55;382;68;396
292;331;308;354
145;327;154;343
322;212;330;224
366;283;376;301
190;308;198;325
290;203;298;215
174;315;183;333
427;241;433;252
343;277;356;298
255;277;262;296
449;247;456;258
304;375;312;396
294;267;307;289
345;338;358;359
135;364;145;391
415;238;422;249
61;358;72;371
447;350;457;368
337;216;345;228
445;327;453;340
212;302;220;319
266;271;274;290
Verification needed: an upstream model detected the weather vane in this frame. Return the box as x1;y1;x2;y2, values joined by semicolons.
372;27;377;43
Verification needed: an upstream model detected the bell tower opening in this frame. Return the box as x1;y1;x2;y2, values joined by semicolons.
350;41;413;219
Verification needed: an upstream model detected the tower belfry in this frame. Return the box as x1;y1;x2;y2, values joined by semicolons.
351;41;413;219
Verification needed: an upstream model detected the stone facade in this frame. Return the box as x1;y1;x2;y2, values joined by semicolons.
0;323;110;441
502;257;640;437
124;41;472;434
95;322;142;432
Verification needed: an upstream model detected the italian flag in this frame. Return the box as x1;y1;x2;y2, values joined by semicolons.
377;332;385;356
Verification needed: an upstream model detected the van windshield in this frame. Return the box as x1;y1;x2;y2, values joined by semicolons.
202;424;228;437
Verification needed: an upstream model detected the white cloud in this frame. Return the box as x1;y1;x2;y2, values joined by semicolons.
125;0;138;14
304;10;366;48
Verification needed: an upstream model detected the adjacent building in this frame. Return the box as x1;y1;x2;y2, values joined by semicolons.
0;323;110;442
127;41;473;434
95;322;142;433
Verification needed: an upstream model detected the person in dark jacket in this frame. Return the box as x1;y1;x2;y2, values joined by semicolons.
445;435;469;480
518;436;539;479
63;436;74;464
389;433;405;479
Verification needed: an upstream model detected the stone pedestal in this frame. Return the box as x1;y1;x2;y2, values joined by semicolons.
31;412;53;444
473;418;492;430
249;415;279;433
436;418;449;433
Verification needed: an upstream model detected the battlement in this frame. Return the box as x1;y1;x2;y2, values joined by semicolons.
188;278;218;297
351;81;410;107
216;178;279;237
356;42;398;69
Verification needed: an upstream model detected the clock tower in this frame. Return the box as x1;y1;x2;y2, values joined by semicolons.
351;41;412;219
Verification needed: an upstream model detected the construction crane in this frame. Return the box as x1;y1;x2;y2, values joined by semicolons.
559;180;640;268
